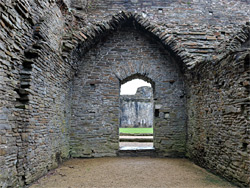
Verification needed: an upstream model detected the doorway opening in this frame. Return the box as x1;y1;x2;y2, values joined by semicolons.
119;78;154;149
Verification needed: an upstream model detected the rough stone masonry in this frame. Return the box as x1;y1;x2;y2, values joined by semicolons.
0;0;249;187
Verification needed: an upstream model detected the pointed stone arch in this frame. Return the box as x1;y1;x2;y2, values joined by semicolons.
63;11;190;70
69;20;187;157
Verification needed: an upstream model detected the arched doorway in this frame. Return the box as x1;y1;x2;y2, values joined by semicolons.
119;77;154;149
70;22;186;157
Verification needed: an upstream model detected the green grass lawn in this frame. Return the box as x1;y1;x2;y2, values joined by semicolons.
119;128;153;134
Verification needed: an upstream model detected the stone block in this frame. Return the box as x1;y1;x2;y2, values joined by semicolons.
0;136;6;144
0;114;7;120
0;148;6;156
1;13;15;29
0;123;10;130
164;113;170;119
21;133;29;141
155;104;162;109
0;51;7;60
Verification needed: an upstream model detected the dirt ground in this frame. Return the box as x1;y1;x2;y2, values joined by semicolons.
30;157;235;188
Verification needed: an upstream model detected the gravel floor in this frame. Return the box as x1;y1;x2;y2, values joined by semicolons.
30;157;235;188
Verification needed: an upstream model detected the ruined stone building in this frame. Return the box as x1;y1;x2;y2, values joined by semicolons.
0;0;249;187
120;86;154;128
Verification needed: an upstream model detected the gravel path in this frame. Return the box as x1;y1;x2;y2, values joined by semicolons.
30;157;235;188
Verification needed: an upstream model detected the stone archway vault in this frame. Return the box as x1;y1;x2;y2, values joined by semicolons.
65;11;191;70
69;20;187;158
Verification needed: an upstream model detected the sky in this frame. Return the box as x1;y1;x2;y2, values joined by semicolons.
120;79;151;95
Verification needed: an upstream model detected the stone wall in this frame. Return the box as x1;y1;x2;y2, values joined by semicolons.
63;0;250;185
186;49;250;187
70;24;186;157
0;0;249;187
0;1;36;186
81;0;250;68
120;86;153;128
0;1;73;187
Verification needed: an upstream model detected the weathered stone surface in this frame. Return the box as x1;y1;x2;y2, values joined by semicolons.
0;1;72;187
0;0;249;187
70;25;186;158
186;50;250;188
